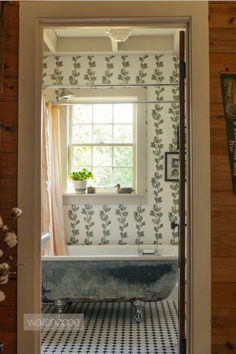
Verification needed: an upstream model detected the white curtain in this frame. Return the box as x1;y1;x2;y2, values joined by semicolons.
41;100;67;255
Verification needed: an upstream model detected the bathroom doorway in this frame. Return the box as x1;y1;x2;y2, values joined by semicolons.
41;25;185;354
18;3;210;354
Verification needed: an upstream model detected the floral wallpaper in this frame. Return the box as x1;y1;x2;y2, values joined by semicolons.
43;54;179;246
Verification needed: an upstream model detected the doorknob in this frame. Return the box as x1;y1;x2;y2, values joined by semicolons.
171;221;178;230
170;222;187;230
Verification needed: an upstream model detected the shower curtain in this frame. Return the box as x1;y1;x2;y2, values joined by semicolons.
41;100;67;255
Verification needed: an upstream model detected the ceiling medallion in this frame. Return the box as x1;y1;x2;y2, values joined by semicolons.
106;28;133;42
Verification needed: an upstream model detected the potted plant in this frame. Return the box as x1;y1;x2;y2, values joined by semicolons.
69;168;93;194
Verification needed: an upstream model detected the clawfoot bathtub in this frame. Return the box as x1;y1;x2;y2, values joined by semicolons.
42;245;178;322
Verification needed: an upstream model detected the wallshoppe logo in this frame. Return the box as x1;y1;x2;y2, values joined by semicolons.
24;314;84;332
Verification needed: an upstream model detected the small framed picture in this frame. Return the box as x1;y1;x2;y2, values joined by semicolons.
165;152;179;182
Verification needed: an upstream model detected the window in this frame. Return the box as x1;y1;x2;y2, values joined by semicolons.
69;102;135;188
61;88;147;196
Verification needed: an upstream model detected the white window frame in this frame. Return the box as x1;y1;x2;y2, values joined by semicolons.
68;101;136;189
61;88;147;204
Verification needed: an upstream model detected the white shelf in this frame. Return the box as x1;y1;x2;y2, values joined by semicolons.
63;193;147;205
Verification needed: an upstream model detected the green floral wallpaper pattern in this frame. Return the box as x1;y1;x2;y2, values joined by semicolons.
99;205;111;245
68;205;80;245
102;56;115;84
134;204;146;245
44;54;180;246
116;204;129;245
117;55;130;84
81;204;95;245
136;55;149;85
149;55;164;249
50;55;64;100
69;56;81;85
168;56;180;245
84;56;97;85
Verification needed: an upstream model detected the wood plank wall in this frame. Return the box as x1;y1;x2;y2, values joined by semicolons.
209;2;236;353
0;2;18;353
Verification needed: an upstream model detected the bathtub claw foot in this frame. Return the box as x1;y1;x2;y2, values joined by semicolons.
135;311;143;323
132;300;144;323
54;300;65;314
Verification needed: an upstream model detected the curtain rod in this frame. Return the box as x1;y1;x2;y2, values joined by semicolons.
44;83;179;89
51;101;179;105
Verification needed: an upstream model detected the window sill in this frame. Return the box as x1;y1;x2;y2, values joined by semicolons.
63;193;147;205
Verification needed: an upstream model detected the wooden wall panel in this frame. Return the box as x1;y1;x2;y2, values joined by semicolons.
0;153;17;178
212;283;236;308
209;28;236;53
212;230;236;257
212;257;236;283
209;2;236;353
212;335;236;354
0;3;235;354
209;3;236;28
0;101;18;126
0;2;18;353
210;54;236;78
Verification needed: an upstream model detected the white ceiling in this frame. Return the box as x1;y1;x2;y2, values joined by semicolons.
54;27;178;38
43;27;182;55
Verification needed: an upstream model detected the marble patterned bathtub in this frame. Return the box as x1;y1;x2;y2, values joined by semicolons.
42;245;178;303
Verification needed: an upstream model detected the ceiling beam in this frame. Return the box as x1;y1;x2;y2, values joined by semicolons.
43;35;176;55
119;35;174;52
173;30;180;54
55;37;111;54
43;29;57;54
111;39;118;53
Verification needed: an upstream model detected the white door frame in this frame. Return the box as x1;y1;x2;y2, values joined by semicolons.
18;2;210;353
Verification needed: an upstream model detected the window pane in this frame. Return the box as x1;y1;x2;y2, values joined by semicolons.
113;147;133;167
93;146;112;166
72;147;91;169
93;167;112;187
113;104;133;123
93;104;112;123
72;125;92;143
72;104;92;123
93;125;112;143
113;125;133;143
113;168;133;187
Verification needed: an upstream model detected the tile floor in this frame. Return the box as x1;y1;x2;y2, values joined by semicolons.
41;299;178;354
